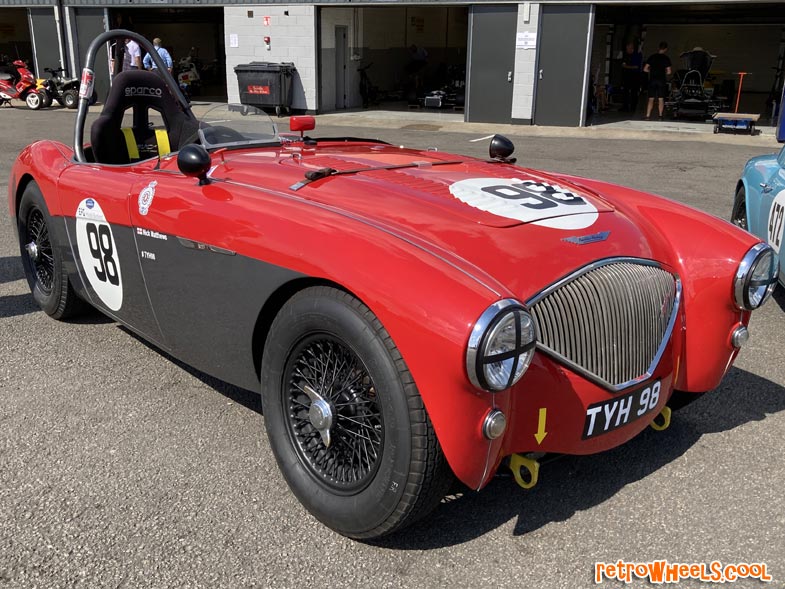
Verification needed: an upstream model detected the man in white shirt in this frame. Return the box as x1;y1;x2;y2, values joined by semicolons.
123;38;142;71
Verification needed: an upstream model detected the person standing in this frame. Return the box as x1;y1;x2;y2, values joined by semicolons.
644;41;673;120
143;38;173;74
620;41;642;113
123;37;142;71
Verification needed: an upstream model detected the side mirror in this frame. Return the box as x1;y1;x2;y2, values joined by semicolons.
290;115;315;138
178;144;211;185
489;134;515;162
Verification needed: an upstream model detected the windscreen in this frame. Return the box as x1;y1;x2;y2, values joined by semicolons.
198;103;279;149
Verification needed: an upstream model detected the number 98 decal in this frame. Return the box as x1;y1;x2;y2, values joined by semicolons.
449;177;599;229
75;198;123;311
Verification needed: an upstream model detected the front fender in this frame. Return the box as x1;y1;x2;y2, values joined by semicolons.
562;175;762;393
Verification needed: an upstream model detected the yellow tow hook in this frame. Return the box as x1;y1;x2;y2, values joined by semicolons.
510;453;540;490
650;406;672;431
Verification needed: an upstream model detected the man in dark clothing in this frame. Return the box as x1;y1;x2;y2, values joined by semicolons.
620;41;642;112
644;41;673;119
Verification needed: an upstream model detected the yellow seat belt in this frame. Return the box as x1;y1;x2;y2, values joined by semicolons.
121;127;139;160
154;129;171;157
122;127;171;160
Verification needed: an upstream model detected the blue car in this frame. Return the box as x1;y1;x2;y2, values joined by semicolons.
734;149;785;287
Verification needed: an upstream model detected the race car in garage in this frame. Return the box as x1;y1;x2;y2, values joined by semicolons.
8;31;779;540
732;148;785;289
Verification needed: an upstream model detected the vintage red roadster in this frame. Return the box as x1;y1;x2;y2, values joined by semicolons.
7;32;779;539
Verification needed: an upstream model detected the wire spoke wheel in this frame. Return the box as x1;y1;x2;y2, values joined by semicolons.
285;335;383;493
25;207;54;294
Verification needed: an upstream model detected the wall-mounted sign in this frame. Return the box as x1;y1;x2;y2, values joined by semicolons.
516;31;536;50
229;33;239;48
263;16;271;26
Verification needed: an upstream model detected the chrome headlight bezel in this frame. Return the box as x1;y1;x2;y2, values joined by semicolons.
734;243;779;311
466;299;536;392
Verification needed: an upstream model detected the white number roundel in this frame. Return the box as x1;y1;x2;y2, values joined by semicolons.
449;178;599;229
75;198;123;311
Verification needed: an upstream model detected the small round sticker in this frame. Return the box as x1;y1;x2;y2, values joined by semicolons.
449;177;599;229
768;190;785;254
75;198;123;311
138;181;157;216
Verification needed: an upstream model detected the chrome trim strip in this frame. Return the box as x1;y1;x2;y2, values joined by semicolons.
527;257;681;393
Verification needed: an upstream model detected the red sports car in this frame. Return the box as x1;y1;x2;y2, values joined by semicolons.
8;32;779;539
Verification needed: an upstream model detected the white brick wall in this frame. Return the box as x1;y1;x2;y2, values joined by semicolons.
511;2;540;121
224;6;317;111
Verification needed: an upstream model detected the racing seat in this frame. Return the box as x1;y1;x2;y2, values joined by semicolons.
90;70;197;165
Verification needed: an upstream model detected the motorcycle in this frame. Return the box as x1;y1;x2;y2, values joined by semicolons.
40;67;85;109
0;58;49;110
176;50;202;99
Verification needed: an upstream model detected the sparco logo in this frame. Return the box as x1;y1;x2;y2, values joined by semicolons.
125;87;163;97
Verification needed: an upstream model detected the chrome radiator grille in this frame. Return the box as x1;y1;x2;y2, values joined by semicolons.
529;261;679;389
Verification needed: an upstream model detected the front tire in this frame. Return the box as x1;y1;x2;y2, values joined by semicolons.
63;89;78;109
731;185;749;230
18;182;85;319
261;287;453;539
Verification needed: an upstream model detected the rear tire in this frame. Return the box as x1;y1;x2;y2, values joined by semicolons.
731;185;748;231
261;286;453;539
25;90;43;110
18;182;85;319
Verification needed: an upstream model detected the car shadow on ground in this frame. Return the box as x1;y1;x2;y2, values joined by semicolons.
118;325;263;414
773;286;785;313
0;256;24;285
374;366;785;550
109;324;785;549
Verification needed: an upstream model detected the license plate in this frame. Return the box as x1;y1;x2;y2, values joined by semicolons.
583;380;662;439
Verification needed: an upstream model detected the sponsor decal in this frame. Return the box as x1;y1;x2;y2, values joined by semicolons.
125;87;163;97
449;178;599;229
138;181;157;216
562;230;610;245
75;198;123;311
768;190;785;254
136;227;168;241
78;68;94;99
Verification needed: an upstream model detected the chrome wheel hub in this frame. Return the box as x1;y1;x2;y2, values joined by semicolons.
25;240;39;261
303;384;333;448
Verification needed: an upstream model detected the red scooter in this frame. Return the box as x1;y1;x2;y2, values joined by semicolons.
0;59;49;109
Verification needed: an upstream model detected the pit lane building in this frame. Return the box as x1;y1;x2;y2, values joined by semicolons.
1;0;783;126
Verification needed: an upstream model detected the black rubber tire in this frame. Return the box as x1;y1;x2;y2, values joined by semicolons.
261;286;453;539
40;90;52;108
667;390;706;411
63;89;78;109
17;182;85;319
731;185;749;231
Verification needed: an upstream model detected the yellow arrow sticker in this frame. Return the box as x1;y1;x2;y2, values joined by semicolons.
535;407;548;445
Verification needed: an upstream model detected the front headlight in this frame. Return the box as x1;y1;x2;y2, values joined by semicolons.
734;243;778;310
466;299;536;392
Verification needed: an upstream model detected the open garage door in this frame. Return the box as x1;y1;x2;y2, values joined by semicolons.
109;8;226;101
591;3;785;124
319;6;468;114
0;9;33;65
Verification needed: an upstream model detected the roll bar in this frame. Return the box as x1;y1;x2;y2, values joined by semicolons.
74;29;194;163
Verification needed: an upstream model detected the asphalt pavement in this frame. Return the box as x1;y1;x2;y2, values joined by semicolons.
1;103;785;589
